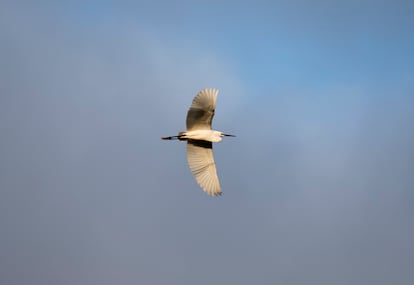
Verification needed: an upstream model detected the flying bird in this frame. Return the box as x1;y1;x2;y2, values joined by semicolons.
162;89;235;196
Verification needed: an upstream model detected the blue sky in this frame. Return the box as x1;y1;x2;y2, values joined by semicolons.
1;1;413;285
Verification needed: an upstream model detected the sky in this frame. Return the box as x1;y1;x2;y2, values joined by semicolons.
1;1;413;284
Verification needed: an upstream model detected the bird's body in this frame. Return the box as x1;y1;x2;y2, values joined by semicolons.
162;88;234;196
174;130;225;142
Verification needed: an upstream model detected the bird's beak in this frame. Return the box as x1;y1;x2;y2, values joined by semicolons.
222;133;236;137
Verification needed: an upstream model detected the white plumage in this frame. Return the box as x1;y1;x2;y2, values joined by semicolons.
162;88;235;196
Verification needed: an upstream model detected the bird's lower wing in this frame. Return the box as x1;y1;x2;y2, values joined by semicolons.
186;140;222;196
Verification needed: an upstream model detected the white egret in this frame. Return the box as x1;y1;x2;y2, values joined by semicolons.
162;88;235;196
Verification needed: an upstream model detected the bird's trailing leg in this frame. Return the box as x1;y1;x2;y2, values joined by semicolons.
161;135;179;140
161;132;187;141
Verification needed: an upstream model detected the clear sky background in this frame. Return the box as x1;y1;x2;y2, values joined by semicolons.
1;1;413;284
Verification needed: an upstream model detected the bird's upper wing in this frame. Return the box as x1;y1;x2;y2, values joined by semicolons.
186;89;218;131
186;140;222;196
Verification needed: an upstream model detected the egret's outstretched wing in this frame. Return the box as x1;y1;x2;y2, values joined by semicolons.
186;140;222;196
186;89;218;131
